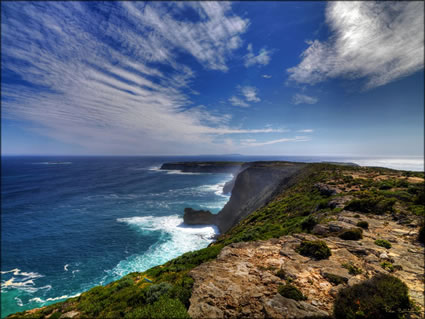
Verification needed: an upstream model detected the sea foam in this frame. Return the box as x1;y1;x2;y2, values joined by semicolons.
111;215;218;279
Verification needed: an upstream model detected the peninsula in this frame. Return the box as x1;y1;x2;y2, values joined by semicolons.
8;162;425;319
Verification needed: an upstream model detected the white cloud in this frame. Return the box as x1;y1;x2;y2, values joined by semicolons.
291;94;318;105
229;96;249;107
1;2;280;155
240;136;310;147
297;129;314;133
240;86;260;102
287;2;424;89
262;74;272;79
244;43;272;67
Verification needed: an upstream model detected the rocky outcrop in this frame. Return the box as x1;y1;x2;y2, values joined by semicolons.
160;162;242;174
183;208;217;225
188;211;424;319
215;162;306;233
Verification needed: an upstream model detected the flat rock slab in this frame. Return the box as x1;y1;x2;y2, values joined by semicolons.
188;212;424;318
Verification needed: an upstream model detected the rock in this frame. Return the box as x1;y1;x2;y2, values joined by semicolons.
311;224;330;236
59;311;79;319
379;252;389;259
328;197;353;209
263;295;329;319
183;208;217;225
314;183;337;197
216;162;306;233
188;212;425;317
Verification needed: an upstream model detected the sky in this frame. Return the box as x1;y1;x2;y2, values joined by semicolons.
1;1;424;156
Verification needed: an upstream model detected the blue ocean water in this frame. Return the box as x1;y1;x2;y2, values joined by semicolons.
1;155;422;317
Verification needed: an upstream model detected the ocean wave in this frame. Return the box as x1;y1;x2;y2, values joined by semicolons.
111;215;218;278
29;292;81;304
164;170;202;175
1;269;51;294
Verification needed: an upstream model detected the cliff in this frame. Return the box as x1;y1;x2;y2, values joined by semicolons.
215;162;306;233
8;162;424;319
160;162;242;174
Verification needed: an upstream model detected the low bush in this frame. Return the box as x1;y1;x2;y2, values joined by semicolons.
124;296;189;319
301;216;318;231
345;196;396;215
277;284;306;301
145;282;173;304
339;228;363;240
296;240;331;260
323;273;347;285
356;221;369;229
333;274;410;319
374;239;392;249
380;261;395;272
342;263;363;275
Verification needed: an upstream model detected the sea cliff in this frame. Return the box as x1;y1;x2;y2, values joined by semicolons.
8;162;425;319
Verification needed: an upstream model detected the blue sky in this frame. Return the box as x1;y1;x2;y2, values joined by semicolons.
1;1;424;156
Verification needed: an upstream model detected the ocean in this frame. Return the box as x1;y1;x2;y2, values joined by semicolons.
1;155;423;317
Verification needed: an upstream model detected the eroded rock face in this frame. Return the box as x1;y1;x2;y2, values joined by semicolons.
183;208;217;225
216;162;306;233
188;212;424;319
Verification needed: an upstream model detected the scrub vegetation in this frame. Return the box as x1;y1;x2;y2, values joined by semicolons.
8;163;423;319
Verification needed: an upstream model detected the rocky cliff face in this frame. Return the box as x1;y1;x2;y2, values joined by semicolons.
174;161;306;232
188;211;424;319
160;162;242;174
183;208;217;225
215;162;306;233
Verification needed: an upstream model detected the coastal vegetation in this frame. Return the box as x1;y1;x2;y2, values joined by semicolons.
333;274;411;319
8;162;424;319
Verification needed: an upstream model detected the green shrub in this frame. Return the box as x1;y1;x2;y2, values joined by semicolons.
342;263;363;275
419;225;425;244
125;296;189;319
339;228;363;240
296;240;331;260
333;274;410;319
356;221;369;229
276;269;286;280
301;216;318;231
145;282;173;304
374;239;392;249
49;312;62;319
323;273;348;285
345;196;396;215
277;284;306;301
380;261;395;272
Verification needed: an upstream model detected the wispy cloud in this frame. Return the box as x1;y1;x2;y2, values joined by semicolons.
240;136;310;147
240;86;260;102
291;94;318;105
228;96;249;107
297;129;313;133
262;74;272;79
1;2;281;154
244;44;272;67
287;2;424;89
